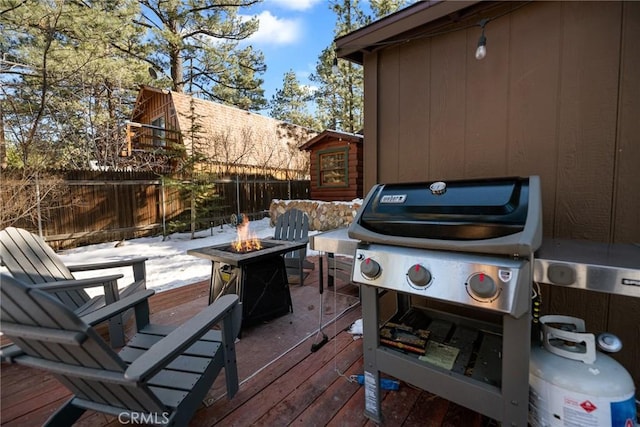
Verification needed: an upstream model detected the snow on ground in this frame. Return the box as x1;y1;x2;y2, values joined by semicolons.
49;218;320;295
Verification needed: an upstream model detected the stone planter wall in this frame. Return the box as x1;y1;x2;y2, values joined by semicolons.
269;199;362;231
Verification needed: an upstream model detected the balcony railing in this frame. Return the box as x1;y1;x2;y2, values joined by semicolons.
122;122;184;157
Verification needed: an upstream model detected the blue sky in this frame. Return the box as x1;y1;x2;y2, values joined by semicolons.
241;0;343;111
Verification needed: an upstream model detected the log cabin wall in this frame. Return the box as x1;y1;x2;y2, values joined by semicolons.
339;1;640;395
302;132;363;201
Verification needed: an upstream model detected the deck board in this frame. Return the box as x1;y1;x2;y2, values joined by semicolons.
1;256;494;426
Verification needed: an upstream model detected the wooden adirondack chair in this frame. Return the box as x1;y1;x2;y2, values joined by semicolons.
273;208;313;286
0;273;241;427
0;226;147;347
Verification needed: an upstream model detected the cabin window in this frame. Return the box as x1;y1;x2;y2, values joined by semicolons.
318;147;348;187
151;116;166;147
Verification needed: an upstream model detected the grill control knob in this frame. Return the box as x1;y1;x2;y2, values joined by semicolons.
467;272;498;300
407;264;431;287
360;258;381;279
429;181;447;195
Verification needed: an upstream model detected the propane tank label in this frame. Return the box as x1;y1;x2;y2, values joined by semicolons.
529;376;636;427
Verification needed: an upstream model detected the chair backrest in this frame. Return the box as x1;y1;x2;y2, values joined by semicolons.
274;208;309;259
274;209;309;258
0;274;166;414
0;227;90;309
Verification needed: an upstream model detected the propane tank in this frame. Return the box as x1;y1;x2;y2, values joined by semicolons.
529;315;637;427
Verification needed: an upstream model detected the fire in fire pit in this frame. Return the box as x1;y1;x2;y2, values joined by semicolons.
231;215;262;253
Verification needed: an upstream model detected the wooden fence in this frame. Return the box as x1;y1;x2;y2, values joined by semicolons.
1;170;310;249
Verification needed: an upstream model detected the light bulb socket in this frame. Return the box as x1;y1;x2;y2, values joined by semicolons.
477;33;486;48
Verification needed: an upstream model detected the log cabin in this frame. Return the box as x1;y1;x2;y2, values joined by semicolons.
124;85;318;178
299;129;364;201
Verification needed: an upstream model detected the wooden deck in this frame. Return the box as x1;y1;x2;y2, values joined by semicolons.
1;256;494;426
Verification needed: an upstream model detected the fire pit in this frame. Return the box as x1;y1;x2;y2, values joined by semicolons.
187;219;307;328
191;239;305;267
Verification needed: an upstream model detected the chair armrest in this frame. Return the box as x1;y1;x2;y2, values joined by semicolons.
125;294;239;383
68;257;148;283
67;257;148;271
35;274;122;292
1;344;24;363
1;289;155;363
82;289;155;326
264;237;309;245
36;274;122;305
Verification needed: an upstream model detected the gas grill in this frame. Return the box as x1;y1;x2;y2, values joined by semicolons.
349;176;542;426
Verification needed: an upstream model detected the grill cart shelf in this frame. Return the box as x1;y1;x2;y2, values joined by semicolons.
361;287;531;425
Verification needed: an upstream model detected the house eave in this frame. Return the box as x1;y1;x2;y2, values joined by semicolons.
335;0;481;64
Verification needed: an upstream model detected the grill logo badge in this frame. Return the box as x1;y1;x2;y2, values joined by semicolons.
498;269;512;282
380;195;406;204
622;278;639;287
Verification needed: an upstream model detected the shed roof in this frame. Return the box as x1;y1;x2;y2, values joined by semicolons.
335;0;482;64
299;129;363;151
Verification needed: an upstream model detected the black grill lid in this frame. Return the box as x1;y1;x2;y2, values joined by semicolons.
348;176;542;256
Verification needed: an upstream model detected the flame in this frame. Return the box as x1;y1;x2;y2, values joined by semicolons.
231;215;263;253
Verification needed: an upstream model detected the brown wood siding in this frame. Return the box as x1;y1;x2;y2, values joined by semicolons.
308;139;363;201
363;53;379;192
429;29;467;181
357;1;640;396
507;2;561;237
615;1;640;242
464;11;510;178
398;38;430;182
378;48;400;183
133;91;178;131
555;1;621;241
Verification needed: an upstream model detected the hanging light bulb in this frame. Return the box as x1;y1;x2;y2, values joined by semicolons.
332;56;339;74
475;31;487;60
475;19;488;60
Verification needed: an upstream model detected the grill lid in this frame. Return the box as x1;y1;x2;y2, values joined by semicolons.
348;176;542;256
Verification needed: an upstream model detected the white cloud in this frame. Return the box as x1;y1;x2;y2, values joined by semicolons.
247;11;303;46
301;83;318;95
267;0;324;11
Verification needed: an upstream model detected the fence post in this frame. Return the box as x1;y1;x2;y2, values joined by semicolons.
161;176;167;239
235;174;240;216
35;172;43;238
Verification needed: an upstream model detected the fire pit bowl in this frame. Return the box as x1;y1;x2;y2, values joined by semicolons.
188;239;307;267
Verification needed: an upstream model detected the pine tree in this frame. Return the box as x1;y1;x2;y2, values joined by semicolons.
137;0;267;110
0;0;148;230
167;97;221;238
310;0;409;133
309;0;369;133
0;0;148;170
369;0;410;17
269;70;319;130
